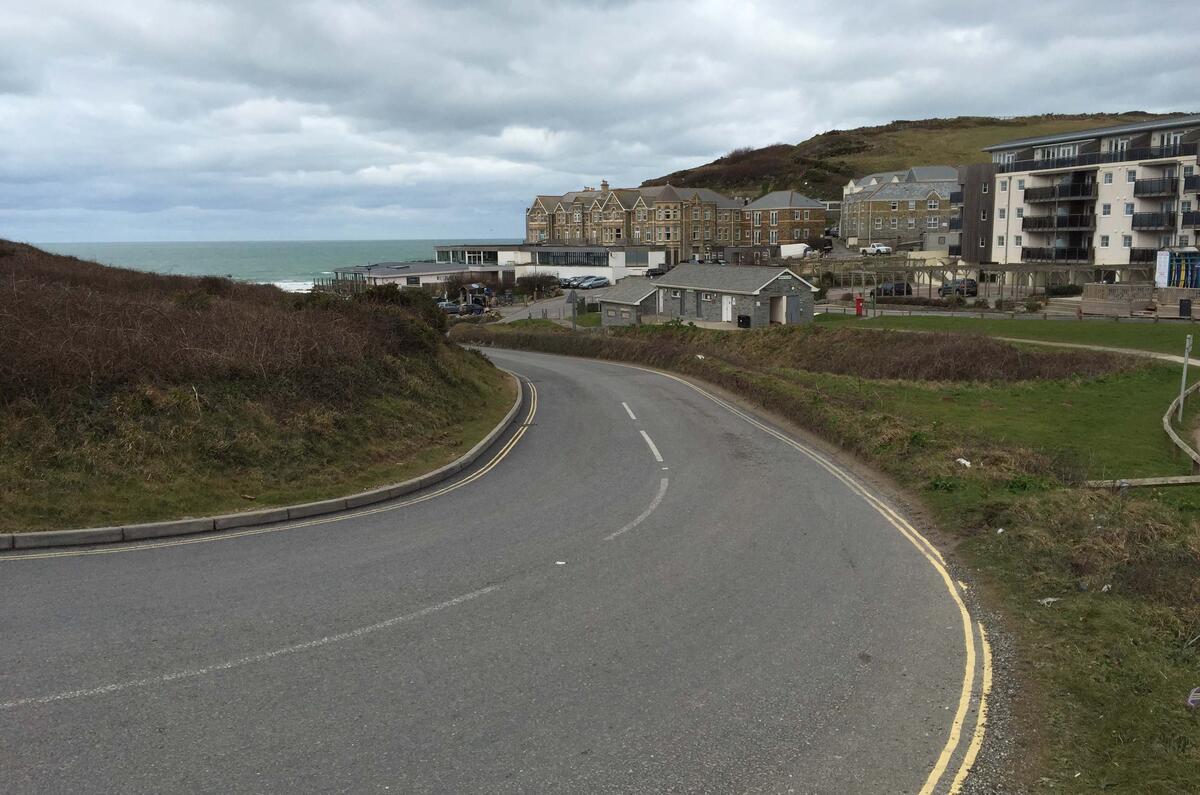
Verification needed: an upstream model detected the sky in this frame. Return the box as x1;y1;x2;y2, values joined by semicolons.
1;0;1196;243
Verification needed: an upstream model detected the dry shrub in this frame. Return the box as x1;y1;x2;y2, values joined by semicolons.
0;241;444;406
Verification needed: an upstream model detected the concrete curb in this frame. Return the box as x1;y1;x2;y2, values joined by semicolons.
4;372;524;551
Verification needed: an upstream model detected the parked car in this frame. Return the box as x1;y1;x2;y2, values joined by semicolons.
859;243;893;256
938;278;978;297
437;300;460;313
579;276;610;289
870;282;913;297
458;302;485;315
563;275;589;288
646;268;667;278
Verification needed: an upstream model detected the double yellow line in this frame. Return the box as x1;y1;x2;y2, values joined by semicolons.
3;382;538;562
616;363;991;794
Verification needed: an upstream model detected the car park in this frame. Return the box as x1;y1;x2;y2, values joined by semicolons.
869;282;913;297
938;278;978;297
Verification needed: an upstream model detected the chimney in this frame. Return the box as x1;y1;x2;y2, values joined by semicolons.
600;179;609;192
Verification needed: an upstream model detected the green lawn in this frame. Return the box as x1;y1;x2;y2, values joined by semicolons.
575;311;601;327
815;313;1196;357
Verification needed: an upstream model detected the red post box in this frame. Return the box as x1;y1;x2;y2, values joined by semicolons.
855;295;864;317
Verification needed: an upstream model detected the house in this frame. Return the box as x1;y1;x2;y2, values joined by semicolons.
651;263;817;328
739;191;826;246
597;278;658;327
840;166;958;246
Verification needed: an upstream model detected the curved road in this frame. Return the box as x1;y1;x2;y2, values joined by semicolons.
1;349;989;793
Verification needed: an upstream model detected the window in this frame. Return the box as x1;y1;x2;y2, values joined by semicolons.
937;236;946;244
803;228;809;238
705;209;711;220
926;216;939;229
753;229;762;244
692;229;699;241
874;218;883;229
1100;235;1110;247
890;201;898;211
692;207;700;221
1126;169;1136;183
633;228;641;241
701;292;714;301
927;198;940;210
793;210;801;221
804;209;811;220
1016;207;1023;218
1017;179;1025;190
1184;201;1193;213
704;229;711;239
769;230;779;244
979;236;986;248
606;309;616;317
1182;235;1191;246
907;218;916;228
793;229;802;240
1000;180;1008;192
998;208;1006;219
908;200;916;210
997;235;1005;247
982;183;989;194
1103;172;1113;184
670;290;680;298
769;211;778;226
890;218;898;229
1122;235;1132;248
574;210;582;222
753;211;762;225
1124;202;1134;216
1185;166;1195;178
1102;203;1111;216
406;276;420;286
980;209;988;220
1014;235;1022;247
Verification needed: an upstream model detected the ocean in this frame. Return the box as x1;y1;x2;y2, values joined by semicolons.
36;239;520;292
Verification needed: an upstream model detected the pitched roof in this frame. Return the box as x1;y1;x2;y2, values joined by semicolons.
982;114;1200;152
905;165;959;182
598;277;657;306
652;263;816;295
744;190;824;210
866;181;952;201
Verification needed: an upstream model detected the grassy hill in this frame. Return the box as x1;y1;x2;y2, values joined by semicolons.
0;241;512;532
642;112;1183;200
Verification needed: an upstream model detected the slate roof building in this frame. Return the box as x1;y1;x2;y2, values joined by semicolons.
839;166;958;248
597;277;658;327
650;263;817;327
525;181;825;266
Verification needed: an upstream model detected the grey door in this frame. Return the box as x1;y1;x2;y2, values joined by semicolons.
786;295;800;324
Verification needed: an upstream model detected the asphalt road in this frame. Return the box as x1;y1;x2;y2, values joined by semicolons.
0;349;988;793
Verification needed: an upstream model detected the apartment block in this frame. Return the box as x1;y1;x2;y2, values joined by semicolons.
985;115;1200;278
525;181;825;266
839;166;958;247
947;162;998;263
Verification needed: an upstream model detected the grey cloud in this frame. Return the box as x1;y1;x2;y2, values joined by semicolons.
1;0;1196;241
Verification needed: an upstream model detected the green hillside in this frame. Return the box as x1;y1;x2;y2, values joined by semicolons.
642;112;1184;200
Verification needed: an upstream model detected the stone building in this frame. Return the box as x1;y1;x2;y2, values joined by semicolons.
650;263;816;327
840;166;958;247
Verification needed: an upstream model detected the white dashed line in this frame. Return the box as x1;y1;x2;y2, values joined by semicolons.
605;478;669;541
0;586;498;711
639;430;664;462
622;402;637;420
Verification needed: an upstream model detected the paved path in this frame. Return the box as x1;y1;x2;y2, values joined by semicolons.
0;350;988;793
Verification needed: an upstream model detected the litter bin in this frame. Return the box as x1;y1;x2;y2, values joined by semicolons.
736;314;751;329
1181;298;1193;319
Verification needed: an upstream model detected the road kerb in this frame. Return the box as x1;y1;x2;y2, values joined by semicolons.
4;372;523;551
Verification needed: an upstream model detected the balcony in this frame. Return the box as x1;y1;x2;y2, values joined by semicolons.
1022;247;1094;264
995;143;1199;173
1186;175;1200;192
1021;213;1095;231
1023;183;1097;202
1134;177;1179;197
948;216;963;230
1131;212;1177;231
1129;248;1159;265
1183;211;1200;228
949;191;963;204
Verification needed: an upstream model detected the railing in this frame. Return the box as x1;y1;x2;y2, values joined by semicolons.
1131;212;1177;230
948;244;962;256
1023;183;1097;202
1183;211;1200;228
1134;177;1179;197
995;143;1199;173
949;191;963;204
1186;175;1200;192
1129;248;1159;264
1022;246;1094;264
1021;214;1095;231
948;217;963;230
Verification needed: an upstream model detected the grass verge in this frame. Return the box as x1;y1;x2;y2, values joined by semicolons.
815;312;1197;357
0;241;514;532
450;320;1200;792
